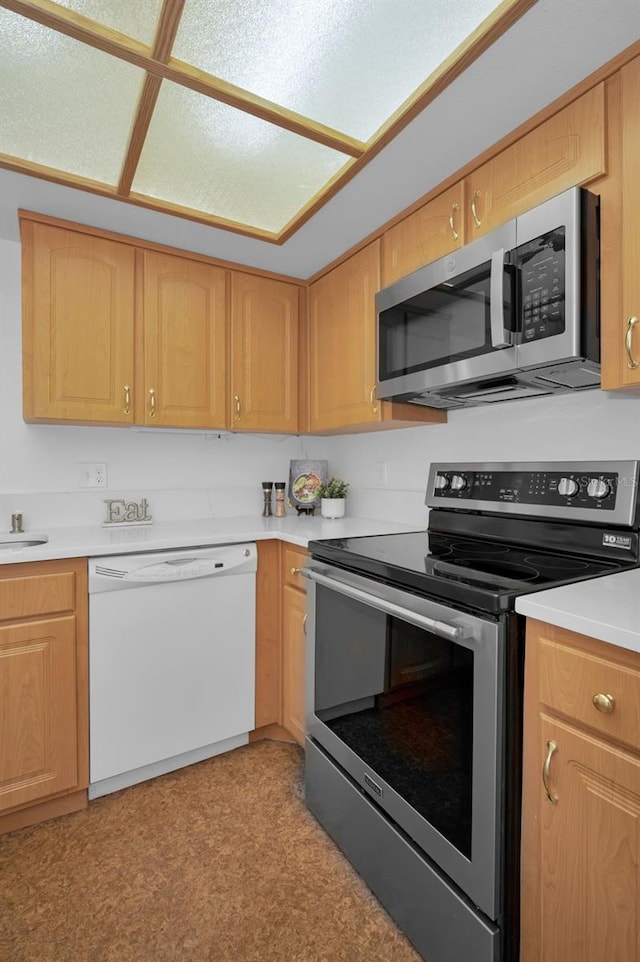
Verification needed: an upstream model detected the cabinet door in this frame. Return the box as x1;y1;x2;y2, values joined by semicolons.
381;182;465;286
466;83;606;239
309;240;381;432
521;714;640;962
230;273;299;432
0;617;79;812
282;584;307;747
21;220;135;424
593;57;640;391
142;251;227;428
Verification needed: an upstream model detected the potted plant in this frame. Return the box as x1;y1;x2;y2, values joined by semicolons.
318;477;350;519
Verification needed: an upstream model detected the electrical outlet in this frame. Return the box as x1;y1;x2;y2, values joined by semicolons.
375;462;389;485
79;462;108;488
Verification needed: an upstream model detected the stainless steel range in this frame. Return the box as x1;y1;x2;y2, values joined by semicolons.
302;460;640;962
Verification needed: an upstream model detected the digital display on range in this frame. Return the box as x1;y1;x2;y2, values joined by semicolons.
433;471;618;509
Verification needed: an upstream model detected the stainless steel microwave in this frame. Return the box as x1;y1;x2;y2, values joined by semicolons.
376;187;600;409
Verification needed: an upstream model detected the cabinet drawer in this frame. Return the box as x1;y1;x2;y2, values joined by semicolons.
0;572;76;622
538;638;640;751
282;546;309;592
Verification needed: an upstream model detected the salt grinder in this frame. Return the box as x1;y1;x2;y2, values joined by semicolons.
261;482;274;517
274;482;286;517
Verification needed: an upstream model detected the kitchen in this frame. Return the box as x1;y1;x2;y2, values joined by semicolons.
1;1;640;961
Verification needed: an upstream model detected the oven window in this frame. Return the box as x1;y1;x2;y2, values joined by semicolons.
315;587;474;858
378;261;493;381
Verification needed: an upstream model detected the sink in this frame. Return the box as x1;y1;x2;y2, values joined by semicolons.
0;535;48;550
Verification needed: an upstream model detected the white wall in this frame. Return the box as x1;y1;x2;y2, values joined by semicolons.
318;390;640;528
2;233;639;533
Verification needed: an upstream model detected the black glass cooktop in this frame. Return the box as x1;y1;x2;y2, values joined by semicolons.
308;530;636;614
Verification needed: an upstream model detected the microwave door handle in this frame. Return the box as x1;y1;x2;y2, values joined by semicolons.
302;568;470;642
490;248;512;348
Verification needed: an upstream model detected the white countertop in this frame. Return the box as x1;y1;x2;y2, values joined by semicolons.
0;514;419;565
516;568;640;654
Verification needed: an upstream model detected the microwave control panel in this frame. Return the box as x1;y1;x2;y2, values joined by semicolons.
516;227;566;343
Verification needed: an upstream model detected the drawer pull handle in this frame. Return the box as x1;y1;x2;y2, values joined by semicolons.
234;395;241;421
592;692;615;714
369;384;378;414
148;388;156;418
124;384;131;415
290;567;301;576
303;613;307;635
542;739;558;804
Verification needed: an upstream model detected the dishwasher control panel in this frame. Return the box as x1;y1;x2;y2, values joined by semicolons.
89;543;257;592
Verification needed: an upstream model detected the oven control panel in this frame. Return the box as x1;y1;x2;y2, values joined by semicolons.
427;461;640;527
433;469;617;509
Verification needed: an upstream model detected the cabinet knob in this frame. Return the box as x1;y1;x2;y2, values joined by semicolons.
592;692;615;714
625;315;639;369
290;567;301;576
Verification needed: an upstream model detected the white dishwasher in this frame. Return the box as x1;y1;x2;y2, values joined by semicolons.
88;543;257;799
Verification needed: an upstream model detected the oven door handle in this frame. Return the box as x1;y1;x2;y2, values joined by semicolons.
301;568;471;642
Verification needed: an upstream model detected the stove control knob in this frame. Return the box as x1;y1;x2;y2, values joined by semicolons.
434;475;450;491
587;478;610;500
558;477;579;498
450;474;468;492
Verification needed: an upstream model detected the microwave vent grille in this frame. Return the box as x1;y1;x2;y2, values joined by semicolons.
532;363;600;389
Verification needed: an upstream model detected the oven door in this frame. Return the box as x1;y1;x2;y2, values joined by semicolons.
304;561;505;920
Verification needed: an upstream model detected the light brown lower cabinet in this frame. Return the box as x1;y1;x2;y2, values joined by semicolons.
0;558;89;834
520;619;640;962
281;545;309;747
253;541;308;747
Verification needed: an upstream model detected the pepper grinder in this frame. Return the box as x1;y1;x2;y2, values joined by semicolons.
261;481;274;517
274;482;286;518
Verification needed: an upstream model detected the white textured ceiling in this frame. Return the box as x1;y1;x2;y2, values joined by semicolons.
1;0;638;279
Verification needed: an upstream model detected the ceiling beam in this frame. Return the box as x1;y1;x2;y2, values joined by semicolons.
0;0;364;158
117;0;186;196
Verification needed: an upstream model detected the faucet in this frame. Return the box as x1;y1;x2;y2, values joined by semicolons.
10;513;23;534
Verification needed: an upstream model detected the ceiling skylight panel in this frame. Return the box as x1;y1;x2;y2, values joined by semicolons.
173;0;505;142
132;80;351;233
0;8;145;184
51;0;163;45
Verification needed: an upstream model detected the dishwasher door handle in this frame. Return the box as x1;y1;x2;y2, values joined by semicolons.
301;567;471;641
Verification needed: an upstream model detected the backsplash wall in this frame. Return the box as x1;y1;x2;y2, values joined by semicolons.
310;390;640;528
2;235;639;532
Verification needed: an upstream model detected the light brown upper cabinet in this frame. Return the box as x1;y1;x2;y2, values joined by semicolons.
381;182;465;287
140;251;227;429
466;83;605;239
230;273;299;433
21;220;135;425
600;56;640;391
308;240;445;434
20;214;304;433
